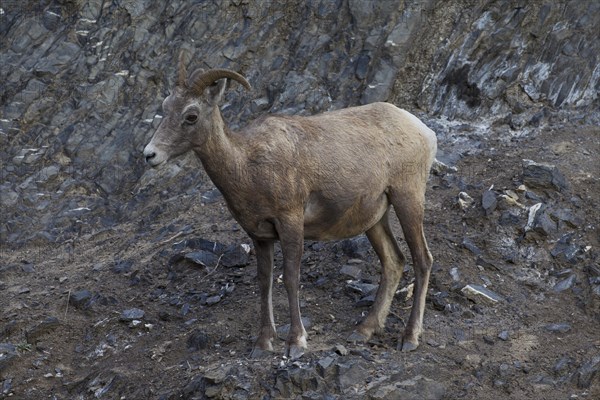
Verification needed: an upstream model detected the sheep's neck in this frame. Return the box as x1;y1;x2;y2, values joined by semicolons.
194;108;248;195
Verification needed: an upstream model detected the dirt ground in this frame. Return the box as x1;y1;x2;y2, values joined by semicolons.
1;122;599;399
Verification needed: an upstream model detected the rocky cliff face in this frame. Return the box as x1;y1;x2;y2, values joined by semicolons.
0;0;598;245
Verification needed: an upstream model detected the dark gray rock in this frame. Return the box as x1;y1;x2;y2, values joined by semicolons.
368;375;446;400
112;259;133;274
573;355;600;389
275;364;323;398
525;203;557;237
340;236;371;259
552;274;576;292
338;360;369;390
277;317;312;337
0;343;17;372
361;59;397;104
184;250;220;269
340;264;363;280
551;208;582;228
205;295;222;306
317;356;337;380
461;284;505;305
551;234;580;263
522;159;569;192
25;317;60;343
462;237;482;256
553;356;573;375
200;188;222;204
187;329;209;351
432;291;449;311
481;190;498;215
120;308;145;321
544;323;572;333
220;244;250;268
1;378;12;396
69;290;92;309
346;281;378;296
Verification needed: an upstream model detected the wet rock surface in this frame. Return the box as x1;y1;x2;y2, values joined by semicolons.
1;1;599;399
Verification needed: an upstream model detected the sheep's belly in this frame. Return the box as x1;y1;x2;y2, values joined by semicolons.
303;190;389;241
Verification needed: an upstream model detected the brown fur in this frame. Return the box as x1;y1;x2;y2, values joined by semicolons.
144;66;437;358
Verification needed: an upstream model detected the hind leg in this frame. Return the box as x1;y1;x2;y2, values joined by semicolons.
390;190;433;351
348;208;405;342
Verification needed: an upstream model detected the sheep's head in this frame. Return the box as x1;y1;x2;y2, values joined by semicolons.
143;53;251;167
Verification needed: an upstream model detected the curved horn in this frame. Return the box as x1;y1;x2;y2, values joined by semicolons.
191;69;251;95
177;51;188;87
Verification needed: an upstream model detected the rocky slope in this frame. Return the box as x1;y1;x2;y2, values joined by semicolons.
1;1;599;399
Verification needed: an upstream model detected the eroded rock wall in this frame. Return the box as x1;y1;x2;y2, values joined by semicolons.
0;0;598;245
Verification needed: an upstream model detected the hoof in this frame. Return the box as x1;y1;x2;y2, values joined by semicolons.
399;338;419;352
249;346;272;359
287;344;306;360
347;330;369;343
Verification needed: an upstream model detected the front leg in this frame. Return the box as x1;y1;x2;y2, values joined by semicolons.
250;239;276;358
275;217;307;359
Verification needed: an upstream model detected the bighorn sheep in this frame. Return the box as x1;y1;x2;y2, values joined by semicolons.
143;54;437;359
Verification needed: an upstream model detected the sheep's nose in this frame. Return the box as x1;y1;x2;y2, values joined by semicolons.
145;151;156;163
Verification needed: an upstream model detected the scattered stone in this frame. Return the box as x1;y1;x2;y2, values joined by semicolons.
464;354;482;368
205;295;222;306
317;356;336;379
553;356;573;375
274;363;322;397
120;308;145;322
220;244;251;268
481;190;497;215
346;281;378;296
483;335;495;345
431;159;458;176
187;329;209;351
340;264;363;280
1;378;12;395
475;256;500;271
498;330;510;341
112;259;133;274
376;375;445;400
25;317;60;344
461;284;505;305
333;344;348;356
522;159;569;192
552;274;576;292
449;267;460;281
337;360;369;390
457;191;474;210
432;291;449;311
525;203;557;237
185;250;220;268
573;355;600;389
462;237;482;256
0;343;17;372
355;293;376;307
200;188;222;204
277;317;312;337
551;234;579;263
69;290;92;309
551;208;582;228
339;236;371;259
177;238;228;254
544;323;571;333
499;210;521;226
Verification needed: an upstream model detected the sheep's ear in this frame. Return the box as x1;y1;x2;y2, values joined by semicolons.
207;78;228;106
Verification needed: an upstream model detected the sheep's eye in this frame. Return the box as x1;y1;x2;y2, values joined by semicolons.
184;114;198;124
